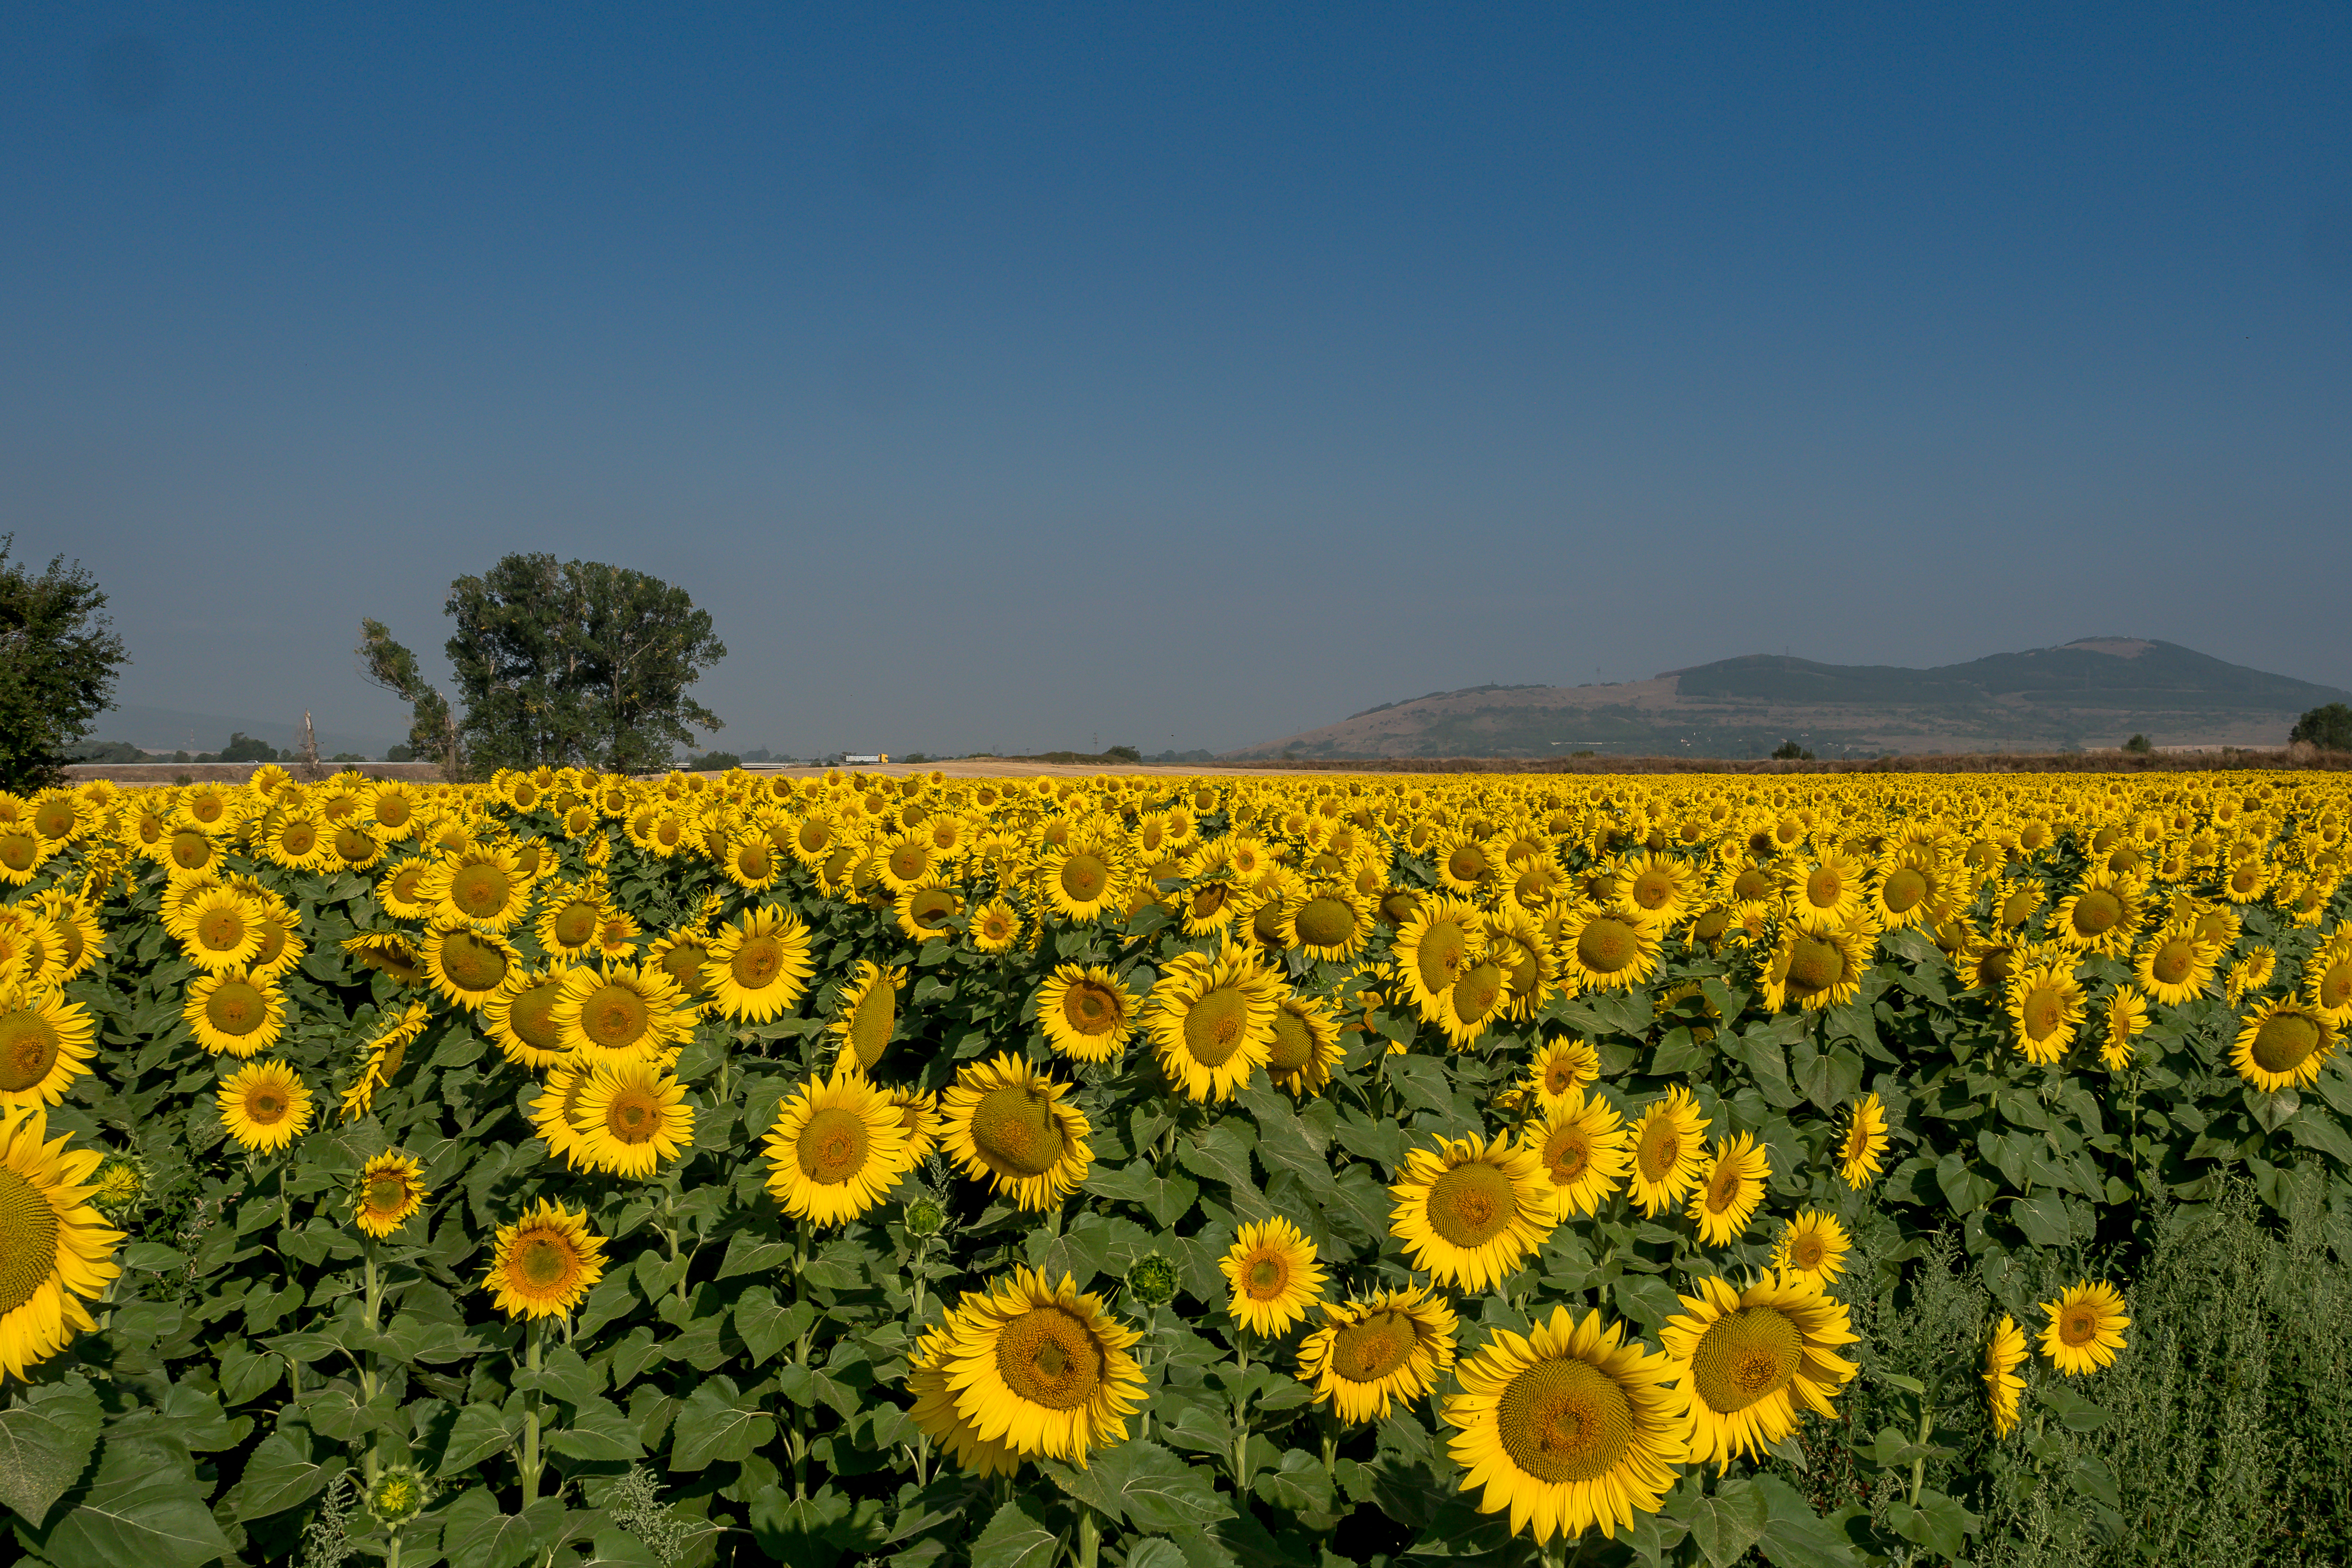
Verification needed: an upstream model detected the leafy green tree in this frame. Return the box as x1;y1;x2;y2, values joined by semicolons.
2290;702;2352;751
684;750;741;772
2123;733;2154;754
442;554;726;774
357;619;458;775
216;732;279;763
0;536;128;791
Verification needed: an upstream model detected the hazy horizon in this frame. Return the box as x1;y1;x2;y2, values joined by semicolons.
10;5;2350;757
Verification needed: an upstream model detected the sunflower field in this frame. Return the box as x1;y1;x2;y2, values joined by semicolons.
0;765;2349;1568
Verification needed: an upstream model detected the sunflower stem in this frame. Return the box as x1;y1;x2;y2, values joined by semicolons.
1074;1506;1101;1568
1908;1404;1931;1506
520;1320;545;1507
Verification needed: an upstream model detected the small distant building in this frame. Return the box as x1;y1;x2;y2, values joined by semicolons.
843;753;889;765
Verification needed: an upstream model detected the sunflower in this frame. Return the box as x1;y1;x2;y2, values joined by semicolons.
2100;985;2149;1071
1760;919;1871;1014
1036;965;1139;1064
1265;992;1342;1097
1388;1133;1557;1290
424;844;534;933
2230;998;2339;1094
1686;1133;1770;1246
1441;1306;1688;1545
1984;1315;2028;1437
1870;848;1951;929
528;1061;596;1168
1390;895;1488;1022
2305;936;2352;1027
27;894;105;985
698;905;814;1025
2005;959;2085;1065
763;1067;913;1225
2224;946;2276;1005
422;925;517;1010
170;887;266;973
1278;882;1377;962
968;896;1025;954
1219;1216;1326;1335
534;880;611;962
0;987;97;1110
1510;1037;1602;1121
480;967;572;1070
0;1107;124;1380
1482;905;1559;1022
937;1267;1146;1466
570;1060;695;1179
339;930;425;988
1438;946;1515;1049
1040;839;1126;924
828;961;905;1076
481;1199;607;1319
186;970;288;1059
2037;1281;2129;1375
551;963;695;1067
940;1053;1093;1210
1144;939;1282;1103
1626;1088;1711;1217
1829;1093;1887;1191
1553;901;1662;994
1783;849;1868;930
352;1152;429;1238
1296;1285;1459;1423
906;1315;1026;1477
1433;830;1503;894
1770;1211;1850;1285
217;1060;312;1155
340;1001;431;1120
1521;1091;1631;1218
2050;870;2140;958
1661;1271;1860;1469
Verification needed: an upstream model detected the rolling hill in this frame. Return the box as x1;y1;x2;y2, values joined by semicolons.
1223;639;2350;760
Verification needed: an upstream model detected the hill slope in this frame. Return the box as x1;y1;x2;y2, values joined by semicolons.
1225;639;2349;760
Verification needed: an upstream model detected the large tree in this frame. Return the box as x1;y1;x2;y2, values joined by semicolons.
365;555;725;776
2292;702;2352;752
358;617;459;775
0;537;128;792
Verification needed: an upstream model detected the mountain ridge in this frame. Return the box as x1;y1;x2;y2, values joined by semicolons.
1225;639;2349;761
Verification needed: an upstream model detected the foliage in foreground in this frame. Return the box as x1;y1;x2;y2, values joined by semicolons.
0;764;2347;1568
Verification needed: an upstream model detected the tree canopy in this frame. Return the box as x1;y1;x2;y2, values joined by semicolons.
0;537;128;791
2291;702;2352;752
363;554;725;777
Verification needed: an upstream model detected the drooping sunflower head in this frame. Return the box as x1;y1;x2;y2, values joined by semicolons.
424;925;516;1008
2005;960;2085;1065
827;961;905;1076
1983;1314;2027;1437
1264;993;1342;1098
1556;902;1663;994
1218;1215;1326;1335
352;1152;429;1238
482;1198;607;1320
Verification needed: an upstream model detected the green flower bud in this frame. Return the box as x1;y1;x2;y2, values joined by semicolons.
367;1462;432;1527
1125;1252;1180;1306
903;1196;947;1239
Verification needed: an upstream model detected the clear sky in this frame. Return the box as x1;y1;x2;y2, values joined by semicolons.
7;3;2350;758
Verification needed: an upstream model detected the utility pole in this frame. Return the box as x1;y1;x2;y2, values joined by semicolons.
299;712;321;781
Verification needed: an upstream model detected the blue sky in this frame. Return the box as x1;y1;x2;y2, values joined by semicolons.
7;3;2349;757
